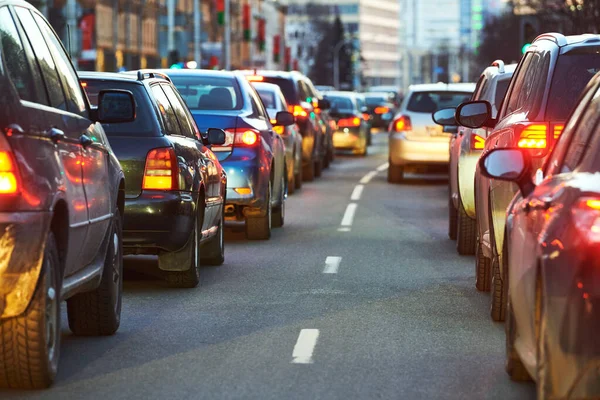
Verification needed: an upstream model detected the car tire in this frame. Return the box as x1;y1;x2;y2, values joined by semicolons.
367;130;372;146
314;157;323;178
456;200;476;255
201;204;225;266
490;252;506;322
272;175;285;228
448;196;458;240
0;232;61;389
67;209;123;335
323;151;330;168
505;295;531;382
387;163;404;183
475;234;491;292
534;271;554;400
162;199;203;288
295;163;303;190
246;181;272;240
303;160;315;182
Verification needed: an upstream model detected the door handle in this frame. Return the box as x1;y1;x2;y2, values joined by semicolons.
80;134;93;147
5;124;24;135
48;128;65;143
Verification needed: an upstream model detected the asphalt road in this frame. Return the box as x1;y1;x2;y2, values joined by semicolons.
1;133;536;400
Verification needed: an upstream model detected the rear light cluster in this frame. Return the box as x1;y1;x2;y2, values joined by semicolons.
471;134;485;150
573;197;600;243
515;122;564;151
289;105;308;119
390;115;412;132
220;128;259;147
270;119;285;135
143;147;178;190
374;106;390;114
0;151;19;194
337;117;361;128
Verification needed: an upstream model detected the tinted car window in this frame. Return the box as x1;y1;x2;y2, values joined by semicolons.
151;84;182;135
0;7;35;102
257;89;276;109
326;96;354;112
365;95;388;106
494;78;510;108
260;77;296;105
546;49;600;121
82;80;158;137
580;117;600;173
406;91;472;113
504;54;534;116
171;75;242;111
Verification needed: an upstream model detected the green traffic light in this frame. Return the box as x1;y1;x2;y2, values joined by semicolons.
522;43;532;54
170;63;183;69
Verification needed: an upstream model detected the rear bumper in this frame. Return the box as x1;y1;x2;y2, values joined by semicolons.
333;129;364;150
0;211;51;319
371;113;393;128
389;132;450;165
123;191;198;254
220;149;269;211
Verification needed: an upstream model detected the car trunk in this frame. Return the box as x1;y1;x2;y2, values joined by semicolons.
191;111;239;162
404;111;451;142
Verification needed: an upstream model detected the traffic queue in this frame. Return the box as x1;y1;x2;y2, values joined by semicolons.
387;32;600;399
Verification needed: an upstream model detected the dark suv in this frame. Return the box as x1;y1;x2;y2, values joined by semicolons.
457;33;600;322
80;71;228;288
241;71;332;181
0;1;135;389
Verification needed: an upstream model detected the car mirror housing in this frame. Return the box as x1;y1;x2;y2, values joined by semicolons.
97;90;136;123
432;107;457;127
275;111;295;127
318;98;331;110
456;101;493;129
206;128;226;145
479;148;535;196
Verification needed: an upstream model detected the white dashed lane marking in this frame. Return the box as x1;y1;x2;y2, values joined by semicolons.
350;185;364;201
359;171;378;184
340;203;358;227
323;256;342;274
291;329;320;364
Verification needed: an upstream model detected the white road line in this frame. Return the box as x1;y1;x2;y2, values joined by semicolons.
377;162;390;172
350;185;364;201
323;256;342;274
291;329;320;364
337;227;351;232
359;171;378;184
341;203;358;226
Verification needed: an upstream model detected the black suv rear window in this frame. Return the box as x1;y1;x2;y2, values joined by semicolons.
260;77;297;105
406;91;472;113
325;96;355;113
82;80;158;137
546;49;600;120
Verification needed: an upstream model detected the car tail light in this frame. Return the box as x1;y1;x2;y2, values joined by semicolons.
337;117;361;128
553;123;564;139
471;133;485;150
223;128;260;147
289;105;308;119
362;113;370;121
0;150;19;195
143;147;178;190
374;106;389;114
391;115;412;132
517;123;548;149
270;119;285;135
572;197;600;243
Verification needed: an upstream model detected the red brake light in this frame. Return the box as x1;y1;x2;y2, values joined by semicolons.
289;105;308;119
471;133;485;150
143;147;178;190
362;113;370;121
239;130;258;145
374;106;389;114
337;117;361;128
573;197;600;243
391;115;412;131
221;128;260;147
0;151;19;194
517;123;547;149
553;123;564;139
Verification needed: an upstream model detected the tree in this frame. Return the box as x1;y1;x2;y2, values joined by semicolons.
513;0;600;34
310;15;354;89
475;10;523;73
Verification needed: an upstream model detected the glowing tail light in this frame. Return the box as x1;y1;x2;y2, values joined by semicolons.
471;133;485;150
374;106;389;114
553;123;564;139
143;147;178;190
517;123;548;149
0;151;19;194
270;119;285;135
337;117;361;128
572;197;600;243
289;105;308;119
362;113;370;121
391;115;412;132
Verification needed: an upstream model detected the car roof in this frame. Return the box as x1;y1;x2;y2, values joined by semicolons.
78;71;142;84
158;68;242;79
324;91;361;98
533;32;600;48
407;82;476;93
250;81;284;93
481;63;517;80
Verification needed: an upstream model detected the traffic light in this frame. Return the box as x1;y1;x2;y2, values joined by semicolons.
520;17;539;54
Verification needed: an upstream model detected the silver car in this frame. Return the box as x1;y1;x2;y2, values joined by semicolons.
388;83;475;182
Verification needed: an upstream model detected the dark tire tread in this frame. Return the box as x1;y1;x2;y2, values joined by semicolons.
456;201;476;255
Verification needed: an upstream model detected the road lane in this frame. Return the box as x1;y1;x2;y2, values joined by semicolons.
1;133;535;400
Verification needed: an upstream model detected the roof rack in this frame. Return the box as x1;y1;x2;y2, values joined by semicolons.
491;59;505;73
136;70;172;83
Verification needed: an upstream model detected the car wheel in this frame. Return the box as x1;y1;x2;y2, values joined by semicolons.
0;232;61;389
68;209;123;335
534;271;554;400
387;163;404;183
456;199;476;255
161;198;203;288
288;162;296;195
490;252;507;322
505;295;531;381
272;174;285;228
367;130;372;146
246;181;272;240
201;204;225;266
314;157;323;178
295;162;303;190
475;233;491;292
323;150;330;168
303;160;315;182
448;196;457;240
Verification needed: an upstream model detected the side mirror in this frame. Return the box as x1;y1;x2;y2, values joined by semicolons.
456;101;493;129
274;111;295;127
479;148;534;196
318;98;331;110
206;128;226;145
432;107;457;126
97;90;135;123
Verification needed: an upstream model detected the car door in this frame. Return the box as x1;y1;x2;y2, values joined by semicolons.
11;6;90;275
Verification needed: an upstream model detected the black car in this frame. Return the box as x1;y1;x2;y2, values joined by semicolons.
242;71;332;181
80;71;228;287
364;93;396;129
0;1;135;388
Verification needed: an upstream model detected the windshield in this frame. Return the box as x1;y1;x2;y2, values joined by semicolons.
365;95;388;106
546;49;600;120
171;76;243;111
82;80;158;137
260;77;297;105
406;91;472;113
325;96;355;112
257;89;276;109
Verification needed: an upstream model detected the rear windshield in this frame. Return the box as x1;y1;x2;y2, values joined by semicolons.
325;96;355;112
82;80;158;137
494;79;510;108
365;95;388;106
546;49;600;120
260;77;297;105
257;89;276;109
406;91;472;113
171;76;243;111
